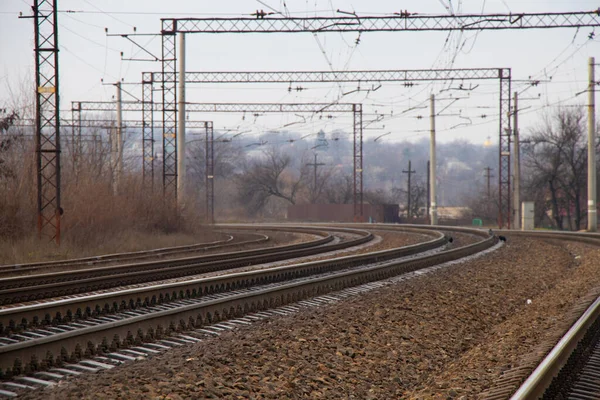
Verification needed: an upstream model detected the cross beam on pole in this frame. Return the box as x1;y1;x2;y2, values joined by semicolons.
162;10;600;33
74;101;357;113
151;67;508;83
15;118;211;129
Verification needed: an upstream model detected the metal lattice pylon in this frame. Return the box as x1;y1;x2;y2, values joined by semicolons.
499;70;512;228
34;0;61;244
142;72;155;189
161;26;177;201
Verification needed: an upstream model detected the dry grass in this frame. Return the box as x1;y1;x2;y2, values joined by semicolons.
0;230;217;265
0;136;214;265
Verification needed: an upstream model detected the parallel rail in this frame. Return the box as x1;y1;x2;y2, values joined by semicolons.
0;225;492;378
0;226;421;333
477;229;600;400
0;226;359;305
510;296;600;399
0;232;237;274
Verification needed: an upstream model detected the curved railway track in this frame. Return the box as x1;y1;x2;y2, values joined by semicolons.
0;226;370;305
0;224;494;383
476;230;600;400
0;231;271;276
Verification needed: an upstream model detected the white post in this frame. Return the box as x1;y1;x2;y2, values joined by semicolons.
177;32;186;207
513;91;521;230
588;57;597;231
430;94;438;225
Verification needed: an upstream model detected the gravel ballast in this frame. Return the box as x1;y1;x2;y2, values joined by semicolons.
19;235;600;399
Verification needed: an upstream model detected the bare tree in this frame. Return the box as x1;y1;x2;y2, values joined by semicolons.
523;107;588;230
323;173;353;204
236;147;309;215
462;185;500;224
0;109;22;179
308;164;335;203
187;139;245;187
387;179;426;218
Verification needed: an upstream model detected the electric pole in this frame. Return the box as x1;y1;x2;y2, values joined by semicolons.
403;160;416;219
513;91;521;230
429;94;438;225
205;122;214;224
484;167;494;198
588;57;597;231
112;81;123;196
427;160;430;224
306;153;326;202
484;167;494;218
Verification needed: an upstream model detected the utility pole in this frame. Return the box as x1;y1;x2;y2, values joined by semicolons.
306;153;326;202
177;32;186;207
429;94;438;225
205;122;214;224
112;81;123;196
484;167;494;218
484;167;494;198
513;91;521;230
403;160;416;219
427;160;430;223
588;57;597;231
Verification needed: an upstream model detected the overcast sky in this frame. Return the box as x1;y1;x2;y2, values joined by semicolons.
1;0;599;145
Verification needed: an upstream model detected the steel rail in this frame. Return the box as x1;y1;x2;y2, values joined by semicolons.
0;232;238;273
0;226;436;334
510;296;600;399
474;229;600;399
0;227;341;302
0;226;491;376
0;226;375;310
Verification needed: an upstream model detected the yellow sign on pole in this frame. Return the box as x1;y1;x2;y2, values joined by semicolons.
37;86;56;94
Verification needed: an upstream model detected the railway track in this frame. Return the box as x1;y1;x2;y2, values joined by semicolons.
0;231;262;276
476;230;600;400
0;224;493;385
0;226;367;305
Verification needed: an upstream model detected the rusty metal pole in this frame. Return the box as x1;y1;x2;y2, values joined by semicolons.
31;0;61;244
